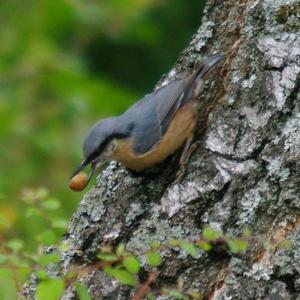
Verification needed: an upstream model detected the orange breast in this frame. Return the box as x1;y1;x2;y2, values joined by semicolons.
110;101;198;171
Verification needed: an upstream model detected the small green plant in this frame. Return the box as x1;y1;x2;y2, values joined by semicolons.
0;188;256;300
91;226;250;299
0;188;69;300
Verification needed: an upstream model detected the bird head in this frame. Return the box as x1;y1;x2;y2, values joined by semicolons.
70;117;123;190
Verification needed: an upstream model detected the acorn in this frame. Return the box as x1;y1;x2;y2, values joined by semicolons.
69;172;89;191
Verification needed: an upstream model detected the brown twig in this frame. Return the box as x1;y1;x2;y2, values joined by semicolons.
132;270;159;300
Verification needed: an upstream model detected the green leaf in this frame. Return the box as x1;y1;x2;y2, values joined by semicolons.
97;253;118;261
169;239;180;246
103;265;113;276
58;241;69;252
18;266;32;277
0;268;19;299
75;283;91;300
51;218;68;229
123;256;140;274
111;268;137;286
7;239;23;252
116;243;125;256
180;242;197;258
203;227;220;241
36;269;48;280
150;240;160;249
168;289;189;299
37;230;57;245
36;278;64;300
145;251;161;267
227;239;248;253
39;253;60;265
40;199;61;211
197;241;212;251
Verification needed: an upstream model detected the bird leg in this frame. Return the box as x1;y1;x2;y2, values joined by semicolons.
175;135;200;182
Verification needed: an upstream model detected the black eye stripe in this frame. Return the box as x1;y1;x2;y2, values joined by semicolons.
88;132;130;161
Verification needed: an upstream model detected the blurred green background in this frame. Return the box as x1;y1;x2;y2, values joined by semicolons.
0;0;205;255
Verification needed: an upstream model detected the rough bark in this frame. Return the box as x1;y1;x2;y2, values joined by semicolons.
25;0;300;299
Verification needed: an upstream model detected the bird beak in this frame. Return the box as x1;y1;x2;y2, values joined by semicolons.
70;158;90;179
70;158;105;185
87;161;97;183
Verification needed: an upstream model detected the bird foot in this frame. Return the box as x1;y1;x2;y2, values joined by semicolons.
175;140;201;183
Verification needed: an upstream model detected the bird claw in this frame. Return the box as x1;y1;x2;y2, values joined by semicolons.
175;140;201;183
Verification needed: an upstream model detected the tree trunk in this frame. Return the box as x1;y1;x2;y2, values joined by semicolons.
25;0;300;299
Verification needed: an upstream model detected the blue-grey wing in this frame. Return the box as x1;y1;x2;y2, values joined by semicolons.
154;79;188;133
124;78;188;155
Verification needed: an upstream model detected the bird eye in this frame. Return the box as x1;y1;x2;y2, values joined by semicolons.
109;140;117;152
103;140;117;157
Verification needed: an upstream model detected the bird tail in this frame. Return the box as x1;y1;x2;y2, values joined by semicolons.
195;53;224;79
187;52;224;99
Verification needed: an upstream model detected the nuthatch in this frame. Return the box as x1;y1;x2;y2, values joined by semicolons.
69;53;224;191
